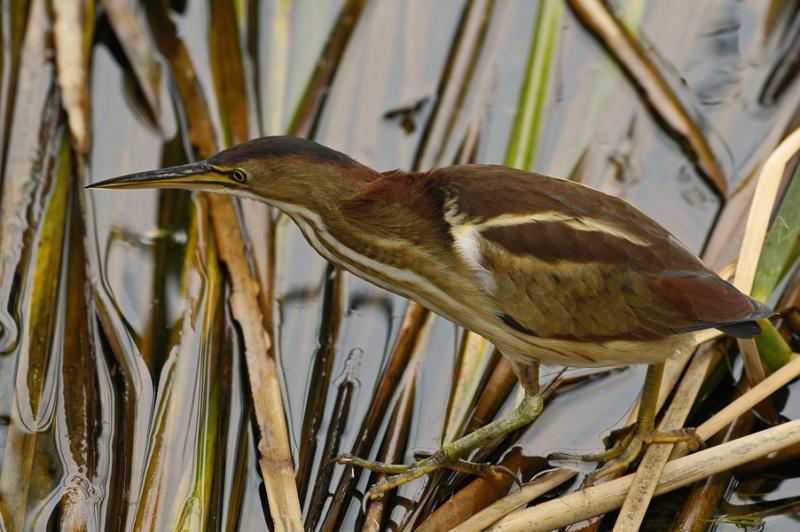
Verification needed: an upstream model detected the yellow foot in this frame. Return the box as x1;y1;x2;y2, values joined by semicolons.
552;364;705;483
552;427;703;482
337;452;519;499
590;427;703;482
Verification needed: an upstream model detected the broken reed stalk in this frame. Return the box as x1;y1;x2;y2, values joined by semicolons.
624;348;692;427
416;368;618;530
578;343;719;529
472;354;800;531
142;3;303;526
734;126;800;299
416;449;550;532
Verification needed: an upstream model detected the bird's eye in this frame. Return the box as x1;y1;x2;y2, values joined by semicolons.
231;169;247;183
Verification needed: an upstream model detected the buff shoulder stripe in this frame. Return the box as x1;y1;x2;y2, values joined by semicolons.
472;211;652;247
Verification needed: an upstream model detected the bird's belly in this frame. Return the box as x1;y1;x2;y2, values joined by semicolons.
493;330;697;368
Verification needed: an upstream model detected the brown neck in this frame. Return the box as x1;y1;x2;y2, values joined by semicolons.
338;170;451;248
309;161;380;215
251;157;380;215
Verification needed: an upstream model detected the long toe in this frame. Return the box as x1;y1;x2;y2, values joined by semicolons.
365;457;445;499
336;454;414;475
548;431;634;464
586;427;702;483
588;435;645;483
642;427;704;451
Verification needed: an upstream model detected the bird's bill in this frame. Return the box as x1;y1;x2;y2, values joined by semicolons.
87;161;228;191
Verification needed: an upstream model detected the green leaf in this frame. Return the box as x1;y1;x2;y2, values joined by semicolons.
505;0;563;170
755;319;796;371
752;168;800;302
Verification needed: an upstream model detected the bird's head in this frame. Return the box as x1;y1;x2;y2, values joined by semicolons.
88;136;375;210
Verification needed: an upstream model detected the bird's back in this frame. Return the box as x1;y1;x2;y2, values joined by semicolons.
423;165;770;345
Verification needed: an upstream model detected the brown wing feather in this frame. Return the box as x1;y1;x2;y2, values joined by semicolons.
430;165;769;340
431;164;674;246
644;273;770;325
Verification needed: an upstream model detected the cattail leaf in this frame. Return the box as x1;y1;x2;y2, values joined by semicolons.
16;122;69;426
755;318;795;371
505;0;563;171
0;123;67;530
58;159;104;531
752;168;800;303
0;0;59;357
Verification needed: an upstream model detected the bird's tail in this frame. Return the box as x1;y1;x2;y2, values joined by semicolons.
715;297;773;339
717;320;764;339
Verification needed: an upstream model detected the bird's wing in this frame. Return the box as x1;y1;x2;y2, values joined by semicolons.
432;165;769;341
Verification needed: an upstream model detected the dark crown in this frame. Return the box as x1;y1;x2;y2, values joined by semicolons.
209;136;356;167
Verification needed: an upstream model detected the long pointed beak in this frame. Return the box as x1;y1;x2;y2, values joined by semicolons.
87;161;229;191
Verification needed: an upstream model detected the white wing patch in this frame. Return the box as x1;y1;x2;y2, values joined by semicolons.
451;223;497;292
443;192;497;292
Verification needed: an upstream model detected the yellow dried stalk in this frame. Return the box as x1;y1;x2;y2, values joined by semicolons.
488;418;800;531
734;127;800;382
208;196;303;530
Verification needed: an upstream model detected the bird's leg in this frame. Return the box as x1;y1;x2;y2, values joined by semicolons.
338;360;544;499
585;362;703;482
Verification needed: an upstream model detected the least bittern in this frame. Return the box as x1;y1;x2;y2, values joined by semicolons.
90;136;770;496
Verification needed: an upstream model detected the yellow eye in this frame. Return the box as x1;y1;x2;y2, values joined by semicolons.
232;169;247;183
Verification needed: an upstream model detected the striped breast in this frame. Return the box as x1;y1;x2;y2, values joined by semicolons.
275;198;483;328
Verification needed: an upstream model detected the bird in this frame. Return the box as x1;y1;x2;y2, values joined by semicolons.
89;136;771;497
